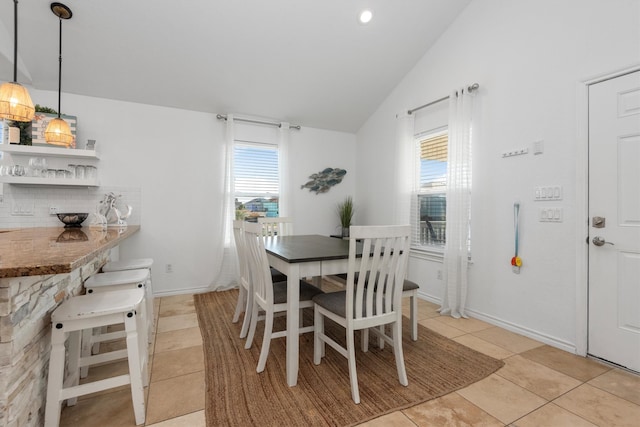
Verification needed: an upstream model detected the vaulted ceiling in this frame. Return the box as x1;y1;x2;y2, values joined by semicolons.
0;0;471;132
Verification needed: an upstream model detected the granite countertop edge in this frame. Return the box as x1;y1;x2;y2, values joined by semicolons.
0;225;140;279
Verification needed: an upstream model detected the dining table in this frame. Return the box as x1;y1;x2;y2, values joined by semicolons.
263;234;360;387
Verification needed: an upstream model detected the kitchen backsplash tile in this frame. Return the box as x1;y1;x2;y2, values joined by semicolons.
0;185;141;228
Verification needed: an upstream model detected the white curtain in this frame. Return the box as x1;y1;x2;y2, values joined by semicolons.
278;122;291;217
394;112;416;225
211;114;239;290
440;88;474;318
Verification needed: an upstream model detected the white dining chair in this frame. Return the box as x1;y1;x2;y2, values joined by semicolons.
312;225;411;404
232;220;253;339
334;273;419;342
232;220;289;338
243;222;324;373
257;216;290;281
258;216;294;236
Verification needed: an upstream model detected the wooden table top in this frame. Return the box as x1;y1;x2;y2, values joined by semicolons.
0;226;140;278
264;234;361;263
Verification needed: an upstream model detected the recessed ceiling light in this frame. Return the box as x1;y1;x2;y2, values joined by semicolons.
359;10;373;24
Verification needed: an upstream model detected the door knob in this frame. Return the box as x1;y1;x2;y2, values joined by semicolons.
592;236;614;246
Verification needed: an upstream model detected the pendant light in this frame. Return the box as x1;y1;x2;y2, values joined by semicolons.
45;2;74;147
0;0;35;122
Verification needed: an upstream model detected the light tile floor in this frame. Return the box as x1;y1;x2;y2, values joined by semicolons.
59;286;640;427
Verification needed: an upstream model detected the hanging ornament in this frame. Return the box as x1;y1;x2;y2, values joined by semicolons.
512;202;522;273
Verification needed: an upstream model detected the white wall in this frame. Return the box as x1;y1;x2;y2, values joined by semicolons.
355;0;640;351
289;126;357;236
1;90;356;295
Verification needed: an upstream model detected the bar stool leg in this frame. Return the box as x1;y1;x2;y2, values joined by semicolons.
124;312;146;425
92;326;108;354
135;306;150;387
65;330;82;406
44;325;67;427
80;328;92;379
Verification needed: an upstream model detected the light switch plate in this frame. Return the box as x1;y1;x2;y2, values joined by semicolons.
539;207;563;222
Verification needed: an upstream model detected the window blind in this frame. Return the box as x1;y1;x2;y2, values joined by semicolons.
419;132;448;189
234;142;279;198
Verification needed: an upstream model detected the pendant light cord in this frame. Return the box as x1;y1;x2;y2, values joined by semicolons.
57;17;62;118
12;0;18;82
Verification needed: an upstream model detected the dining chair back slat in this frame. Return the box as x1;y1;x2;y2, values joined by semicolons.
258;217;294;236
313;224;411;404
243;222;274;307
349;227;408;324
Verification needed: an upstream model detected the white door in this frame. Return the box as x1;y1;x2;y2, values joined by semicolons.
588;70;640;372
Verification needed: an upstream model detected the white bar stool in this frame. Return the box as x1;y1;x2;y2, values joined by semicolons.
103;258;154;331
81;269;151;378
44;289;148;427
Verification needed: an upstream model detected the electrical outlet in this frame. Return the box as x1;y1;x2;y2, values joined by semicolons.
49;206;58;215
165;264;173;273
437;270;442;280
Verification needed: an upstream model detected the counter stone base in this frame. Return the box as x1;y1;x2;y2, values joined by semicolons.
0;251;109;427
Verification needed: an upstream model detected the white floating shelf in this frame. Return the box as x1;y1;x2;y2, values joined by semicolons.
0;176;99;187
0;144;99;160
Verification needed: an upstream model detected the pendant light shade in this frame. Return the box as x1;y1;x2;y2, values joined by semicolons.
44;117;74;146
45;2;74;147
0;82;35;122
0;0;35;122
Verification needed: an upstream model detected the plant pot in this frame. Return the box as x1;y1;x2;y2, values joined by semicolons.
341;227;350;238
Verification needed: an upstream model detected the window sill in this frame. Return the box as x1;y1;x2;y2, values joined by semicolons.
410;247;444;262
409;247;474;264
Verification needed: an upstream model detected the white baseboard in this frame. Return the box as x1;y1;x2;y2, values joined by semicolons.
152;284;221;298
416;290;577;355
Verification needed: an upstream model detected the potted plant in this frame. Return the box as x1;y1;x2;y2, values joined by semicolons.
337;196;354;238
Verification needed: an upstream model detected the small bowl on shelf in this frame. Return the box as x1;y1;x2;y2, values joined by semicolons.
56;212;89;228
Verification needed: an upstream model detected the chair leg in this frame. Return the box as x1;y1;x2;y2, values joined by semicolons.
232;286;246;323
361;328;369;352
392;319;408;386
346;326;360;404
124;312;146;426
410;293;418;341
256;308;274;373
44;327;66;427
239;287;253;339
245;301;259;350
313;306;324;364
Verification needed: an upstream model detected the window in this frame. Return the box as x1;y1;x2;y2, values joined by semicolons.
412;130;448;250
234;142;279;221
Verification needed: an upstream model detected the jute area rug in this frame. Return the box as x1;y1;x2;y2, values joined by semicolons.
194;290;503;427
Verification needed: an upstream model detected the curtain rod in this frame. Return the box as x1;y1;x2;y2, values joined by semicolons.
216;114;301;130
408;83;480;115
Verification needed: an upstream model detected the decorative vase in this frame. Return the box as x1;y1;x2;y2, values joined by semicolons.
341;226;350;238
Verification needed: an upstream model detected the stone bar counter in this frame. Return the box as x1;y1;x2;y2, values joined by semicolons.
0;226;140;426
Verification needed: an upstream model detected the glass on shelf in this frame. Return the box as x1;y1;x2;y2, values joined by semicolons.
85;165;97;179
75;164;85;179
